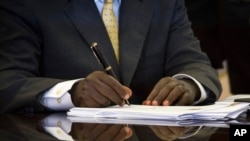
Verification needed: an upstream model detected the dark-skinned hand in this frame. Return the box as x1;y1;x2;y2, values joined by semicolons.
143;77;200;106
69;71;132;107
149;125;191;141
70;123;133;141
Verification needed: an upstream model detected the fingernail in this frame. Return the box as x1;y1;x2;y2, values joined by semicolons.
163;100;169;106
124;127;132;138
152;100;158;106
124;94;130;99
123;86;132;96
143;101;150;105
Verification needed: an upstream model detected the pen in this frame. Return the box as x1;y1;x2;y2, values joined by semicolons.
90;42;131;106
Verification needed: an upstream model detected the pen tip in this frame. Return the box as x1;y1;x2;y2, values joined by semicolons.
126;100;131;106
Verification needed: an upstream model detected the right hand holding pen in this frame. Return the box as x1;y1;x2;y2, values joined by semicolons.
69;71;132;107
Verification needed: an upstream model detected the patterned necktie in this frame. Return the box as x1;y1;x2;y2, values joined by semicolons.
102;0;119;61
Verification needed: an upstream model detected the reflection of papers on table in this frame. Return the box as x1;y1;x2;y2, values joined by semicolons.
67;102;249;121
220;94;250;103
67;116;229;128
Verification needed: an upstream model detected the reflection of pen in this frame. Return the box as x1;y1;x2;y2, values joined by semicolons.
90;42;130;106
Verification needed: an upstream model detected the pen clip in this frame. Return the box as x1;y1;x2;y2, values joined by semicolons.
90;42;101;64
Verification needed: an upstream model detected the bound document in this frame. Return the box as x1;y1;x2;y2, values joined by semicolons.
67;102;249;121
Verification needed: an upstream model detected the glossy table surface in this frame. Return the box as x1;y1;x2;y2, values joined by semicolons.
0;112;249;141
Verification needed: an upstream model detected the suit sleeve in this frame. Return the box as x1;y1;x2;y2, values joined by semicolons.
164;0;222;104
0;0;65;113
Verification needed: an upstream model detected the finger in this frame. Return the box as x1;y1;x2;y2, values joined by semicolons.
86;81;111;107
123;86;132;98
163;84;185;105
174;92;193;106
124;126;133;139
76;81;109;107
96;125;122;141
168;126;187;136
99;75;129;104
155;126;185;140
76;88;99;107
142;100;151;105
152;82;179;105
149;126;164;135
73;76;109;107
90;124;110;141
156;126;172;137
149;126;174;140
93;79;124;105
72;123;103;140
78;95;99;107
147;80;165;100
113;126;133;141
71;123;91;139
144;78;168;105
86;71;126;100
89;91;111;107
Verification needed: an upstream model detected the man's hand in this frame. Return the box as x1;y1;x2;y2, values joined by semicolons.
149;125;191;141
70;123;133;141
69;71;132;107
143;77;200;106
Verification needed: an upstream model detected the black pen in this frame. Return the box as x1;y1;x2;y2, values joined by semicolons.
90;42;131;106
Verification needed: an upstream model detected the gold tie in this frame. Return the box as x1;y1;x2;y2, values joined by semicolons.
102;0;119;61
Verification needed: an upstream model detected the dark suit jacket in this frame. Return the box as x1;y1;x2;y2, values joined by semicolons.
185;0;225;69
0;0;222;113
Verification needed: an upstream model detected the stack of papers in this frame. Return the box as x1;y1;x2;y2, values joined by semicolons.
67;102;249;121
67;116;230;127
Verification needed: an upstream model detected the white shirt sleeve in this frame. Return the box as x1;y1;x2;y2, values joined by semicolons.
172;74;207;105
40;79;81;111
41;113;73;141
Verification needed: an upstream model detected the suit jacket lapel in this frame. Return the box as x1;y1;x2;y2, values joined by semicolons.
64;0;120;80
63;0;154;85
119;0;154;86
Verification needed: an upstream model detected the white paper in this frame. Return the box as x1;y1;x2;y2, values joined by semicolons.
67;102;249;121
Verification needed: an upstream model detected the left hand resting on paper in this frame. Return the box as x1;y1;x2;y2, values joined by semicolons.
143;77;200;106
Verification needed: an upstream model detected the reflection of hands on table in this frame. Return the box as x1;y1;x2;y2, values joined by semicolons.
70;123;133;141
149;125;191;141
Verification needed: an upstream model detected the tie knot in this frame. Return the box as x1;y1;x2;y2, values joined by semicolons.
105;0;113;4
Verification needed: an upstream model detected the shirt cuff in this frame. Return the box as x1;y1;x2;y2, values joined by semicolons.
172;74;207;105
41;113;73;141
40;79;81;111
